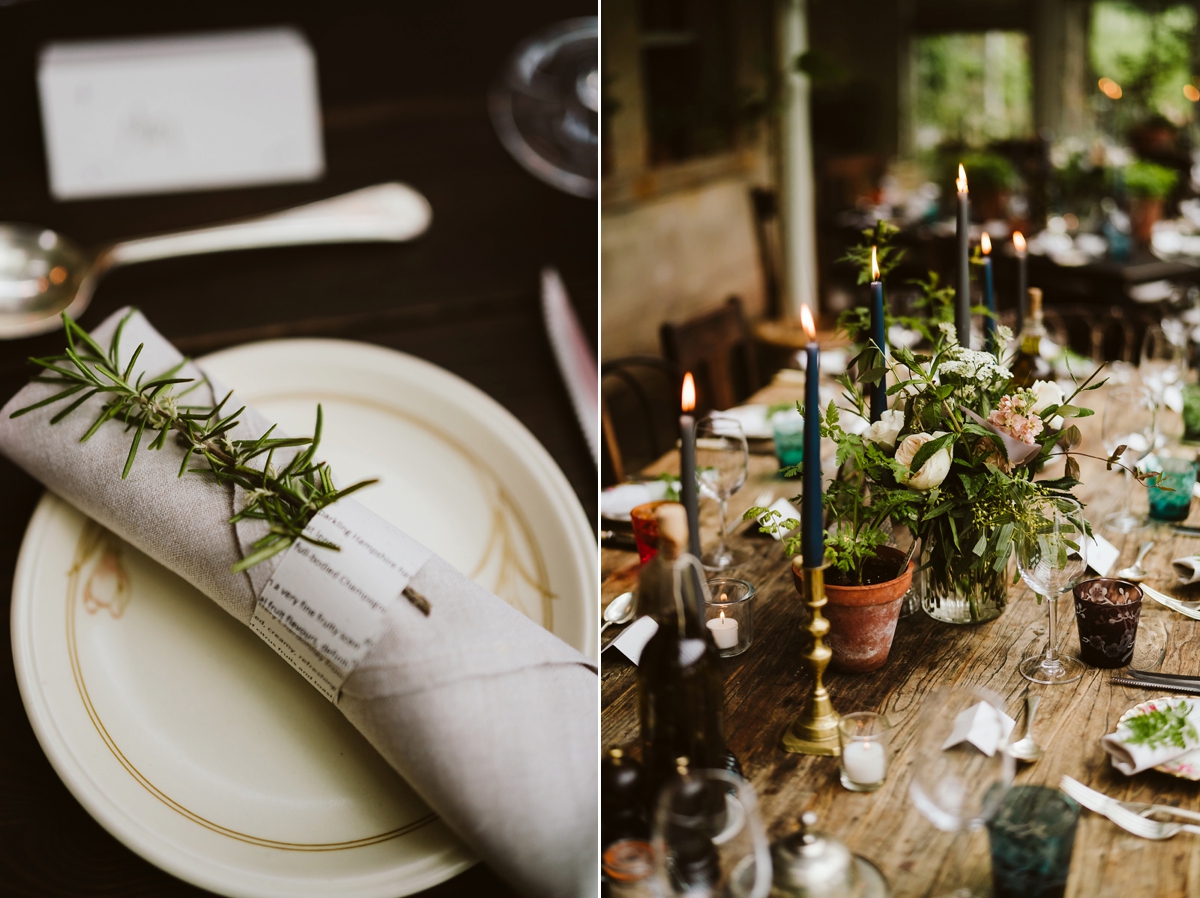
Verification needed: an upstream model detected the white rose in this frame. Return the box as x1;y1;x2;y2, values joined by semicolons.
863;409;905;450
1029;380;1064;415
895;430;952;491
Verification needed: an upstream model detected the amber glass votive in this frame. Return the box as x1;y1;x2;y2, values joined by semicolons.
630;501;668;565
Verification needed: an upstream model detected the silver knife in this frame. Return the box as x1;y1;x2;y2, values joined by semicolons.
1112;677;1200;696
1142;584;1200;621
541;267;598;463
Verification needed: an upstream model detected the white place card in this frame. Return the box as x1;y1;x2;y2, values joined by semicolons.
756;498;801;541
1084;529;1120;579
603;615;658;666
38;27;324;200
941;701;1016;757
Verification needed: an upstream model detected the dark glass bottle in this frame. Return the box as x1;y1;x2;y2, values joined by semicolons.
1010;287;1053;388
601;748;647;850
636;504;726;807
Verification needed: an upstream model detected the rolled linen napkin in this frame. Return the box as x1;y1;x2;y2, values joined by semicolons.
0;309;598;898
1173;554;1200;585
1101;697;1200;775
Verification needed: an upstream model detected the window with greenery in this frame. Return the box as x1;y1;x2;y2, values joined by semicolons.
913;31;1033;151
638;0;738;165
1089;1;1197;132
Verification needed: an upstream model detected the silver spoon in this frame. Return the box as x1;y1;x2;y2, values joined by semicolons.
0;182;431;340
601;591;635;633
1009;693;1044;763
1117;541;1155;583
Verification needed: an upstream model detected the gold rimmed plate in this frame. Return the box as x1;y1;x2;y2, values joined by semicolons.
12;339;597;897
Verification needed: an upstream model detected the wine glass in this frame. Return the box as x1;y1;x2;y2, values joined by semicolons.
488;18;597;198
1016;496;1088;685
1101;386;1156;533
695;415;749;571
908;684;1016;897
652;767;772;898
1140;322;1186;407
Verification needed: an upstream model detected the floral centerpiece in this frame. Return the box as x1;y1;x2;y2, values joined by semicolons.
752;223;1133;625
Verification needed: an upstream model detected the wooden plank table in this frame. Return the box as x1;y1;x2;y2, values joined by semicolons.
601;373;1200;898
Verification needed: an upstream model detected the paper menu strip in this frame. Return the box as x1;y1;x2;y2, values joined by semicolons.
251;501;433;702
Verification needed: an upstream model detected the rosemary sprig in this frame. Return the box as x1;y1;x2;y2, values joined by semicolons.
12;311;379;576
1124;701;1199;751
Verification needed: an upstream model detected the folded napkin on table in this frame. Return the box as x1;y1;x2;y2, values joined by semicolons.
1101;697;1200;775
0;309;597;898
600;479;673;520
1173;555;1200;585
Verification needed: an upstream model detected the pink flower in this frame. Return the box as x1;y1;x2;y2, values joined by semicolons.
987;394;1044;445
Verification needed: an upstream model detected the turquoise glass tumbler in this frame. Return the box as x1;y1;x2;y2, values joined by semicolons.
987;785;1080;898
1147;456;1198;522
772;410;804;470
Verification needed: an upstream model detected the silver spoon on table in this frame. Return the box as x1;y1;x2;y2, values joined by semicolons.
0;182;431;339
1116;541;1155;583
1009;693;1044;763
601;591;635;634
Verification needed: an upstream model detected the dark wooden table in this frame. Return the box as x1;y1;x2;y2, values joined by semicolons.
0;3;595;896
602;374;1200;898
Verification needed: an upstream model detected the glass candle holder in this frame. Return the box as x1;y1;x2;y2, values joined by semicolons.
1147;455;1199;522
1073;578;1143;668
630;501;669;565
703;578;755;657
838;712;891;792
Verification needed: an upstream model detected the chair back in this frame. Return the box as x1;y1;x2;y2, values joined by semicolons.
659;297;759;415
601;355;680;485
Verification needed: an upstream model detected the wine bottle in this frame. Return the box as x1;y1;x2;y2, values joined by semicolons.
1010;287;1052;388
636;504;726;807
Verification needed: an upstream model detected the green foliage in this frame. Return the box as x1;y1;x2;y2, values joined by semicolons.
1123;160;1179;199
1124;701;1199;751
12;313;411;594
838;219;906;288
960;151;1018;193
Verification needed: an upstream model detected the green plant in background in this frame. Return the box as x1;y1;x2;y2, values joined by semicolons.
1122;159;1179;199
959;151;1018;193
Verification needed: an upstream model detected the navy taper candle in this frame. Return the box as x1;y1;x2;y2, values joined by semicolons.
869;246;887;421
956;164;970;346
800;306;823;567
679;373;701;558
981;232;995;353
1014;231;1028;337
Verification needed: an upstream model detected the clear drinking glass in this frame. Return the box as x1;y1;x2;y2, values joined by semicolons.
1016;496;1088;685
696;415;750;571
652;767;772;898
1101;386;1156;533
908;684;1016;898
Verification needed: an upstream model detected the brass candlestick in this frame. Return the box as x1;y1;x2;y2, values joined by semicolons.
781;559;841;756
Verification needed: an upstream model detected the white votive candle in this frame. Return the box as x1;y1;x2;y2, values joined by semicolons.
841;740;886;785
707;609;738;649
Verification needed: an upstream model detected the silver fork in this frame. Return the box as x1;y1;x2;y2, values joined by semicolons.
1060;776;1200;825
1060;777;1200;835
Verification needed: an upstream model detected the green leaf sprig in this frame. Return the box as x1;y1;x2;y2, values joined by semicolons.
1124;701;1199;751
12;312;397;585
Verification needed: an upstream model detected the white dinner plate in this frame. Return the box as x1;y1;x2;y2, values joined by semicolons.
11;338;597;898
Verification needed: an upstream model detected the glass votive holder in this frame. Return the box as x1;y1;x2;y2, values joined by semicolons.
630;501;669;565
838;712;891;792
1146;455;1199;522
771;408;805;470
704;578;754;657
1072;578;1143;668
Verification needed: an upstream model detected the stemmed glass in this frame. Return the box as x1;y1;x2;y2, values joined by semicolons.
1016;496;1089;685
1140;322;1187;407
652;767;772;898
1101;386;1156;533
695;415;749;571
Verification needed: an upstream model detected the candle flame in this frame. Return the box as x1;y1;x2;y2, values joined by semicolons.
956;164;968;194
980;231;991;255
800;304;816;341
870;245;880;281
720;609;726;623
681;372;696;412
1013;230;1026;253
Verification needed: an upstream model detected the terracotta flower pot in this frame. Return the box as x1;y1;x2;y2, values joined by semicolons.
791;547;913;673
1129;197;1163;246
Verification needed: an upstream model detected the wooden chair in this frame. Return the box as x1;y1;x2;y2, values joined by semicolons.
601;355;680;486
659;297;759;415
1042;304;1136;364
750;188;784;321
